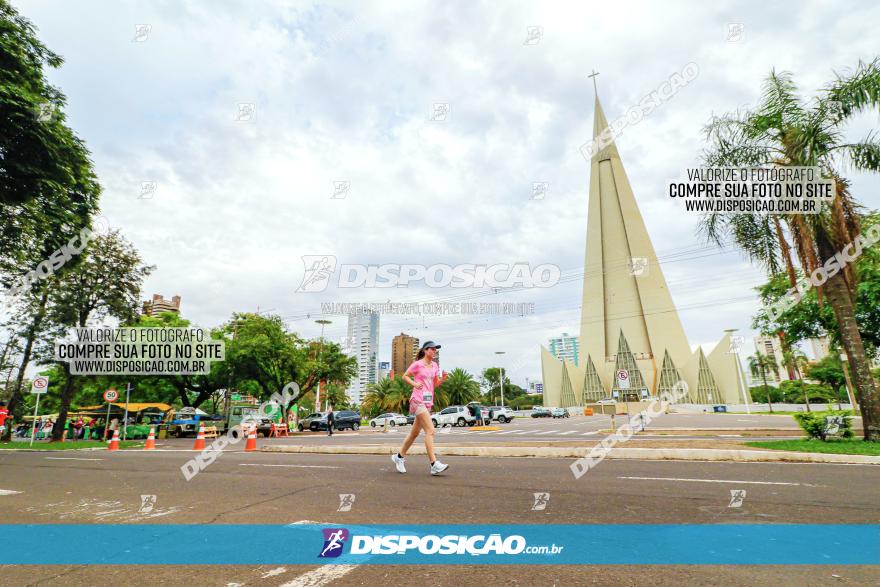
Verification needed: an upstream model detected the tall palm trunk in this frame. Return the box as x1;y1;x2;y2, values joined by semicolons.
817;238;880;440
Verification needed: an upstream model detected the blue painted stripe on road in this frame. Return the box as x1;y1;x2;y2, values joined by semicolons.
0;524;877;565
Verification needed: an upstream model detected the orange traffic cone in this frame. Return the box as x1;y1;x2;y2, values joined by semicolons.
193;423;206;450
244;424;257;452
107;428;120;451
144;426;156;450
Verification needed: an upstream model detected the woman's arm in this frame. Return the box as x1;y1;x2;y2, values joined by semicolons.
402;374;421;389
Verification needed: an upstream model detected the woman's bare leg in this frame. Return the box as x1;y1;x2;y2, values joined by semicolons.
399;415;422;457
417;411;437;462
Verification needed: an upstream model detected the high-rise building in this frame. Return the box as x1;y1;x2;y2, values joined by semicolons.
540;90;744;406
391;332;419;376
378;362;390;381
808;336;831;361
345;310;379;405
142;294;181;316
751;335;791;384
548;333;580;367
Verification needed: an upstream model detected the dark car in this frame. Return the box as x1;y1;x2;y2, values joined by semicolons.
301;411;361;431
550;407;570;418
531;407;551;418
331;410;361;431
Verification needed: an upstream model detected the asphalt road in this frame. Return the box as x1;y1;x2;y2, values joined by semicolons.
1;444;878;586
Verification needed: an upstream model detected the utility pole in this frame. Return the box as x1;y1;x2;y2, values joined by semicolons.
495;351;506;407
316;319;332;411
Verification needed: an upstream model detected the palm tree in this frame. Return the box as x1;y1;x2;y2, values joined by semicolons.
749;352;777;413
701;60;880;440
362;377;410;416
781;346;811;410
437;368;480;406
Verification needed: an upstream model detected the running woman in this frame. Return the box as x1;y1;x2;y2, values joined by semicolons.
392;341;449;475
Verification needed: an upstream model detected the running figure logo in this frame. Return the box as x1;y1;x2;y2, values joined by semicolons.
138;494;157;514
319;528;349;558
337;494;356;512
728;489;747;508
531;492;550;511
297;255;337;292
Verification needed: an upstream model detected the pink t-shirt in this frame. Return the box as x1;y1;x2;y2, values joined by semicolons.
405;359;439;412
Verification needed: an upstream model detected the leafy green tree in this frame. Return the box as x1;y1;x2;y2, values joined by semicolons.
480;367;524;405
0;1;101;262
362;376;410;417
701;61;880;439
45;230;153;440
437;368;480;406
748;352;778;412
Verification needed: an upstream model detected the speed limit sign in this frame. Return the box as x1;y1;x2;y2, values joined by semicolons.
104;388;119;402
31;376;49;394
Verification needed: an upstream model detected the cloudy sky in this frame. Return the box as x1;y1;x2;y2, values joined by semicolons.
17;0;880;387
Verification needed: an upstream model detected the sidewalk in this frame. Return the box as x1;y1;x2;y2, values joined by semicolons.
261;440;880;465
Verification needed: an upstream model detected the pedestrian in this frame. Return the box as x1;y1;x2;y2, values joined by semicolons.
326;404;335;436
469;402;482;426
392;341;450;476
73;418;83;441
0;401;8;439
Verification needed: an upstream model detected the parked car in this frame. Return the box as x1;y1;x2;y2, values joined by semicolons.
369;413;408;427
301;410;361;431
298;412;327;432
485;406;515;423
595;398;617;405
531;407;551;418
431;406;476;427
551;407;570;418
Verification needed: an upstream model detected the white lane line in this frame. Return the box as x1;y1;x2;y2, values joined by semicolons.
279;564;358;587
496;431;517;435
582;431;600;436
618;476;823;487
536;430;560;435
239;464;340;469
261;567;287;579
45;457;104;461
512;431;533;435
0;489;22;496
558;431;578;436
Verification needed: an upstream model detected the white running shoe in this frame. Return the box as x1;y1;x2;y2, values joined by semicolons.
391;453;406;473
430;460;449;476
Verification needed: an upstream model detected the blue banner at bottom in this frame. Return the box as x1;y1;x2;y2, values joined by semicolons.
2;524;877;565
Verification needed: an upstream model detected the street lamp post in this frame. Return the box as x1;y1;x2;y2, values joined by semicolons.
724;328;751;414
315;319;332;412
495;351;506;407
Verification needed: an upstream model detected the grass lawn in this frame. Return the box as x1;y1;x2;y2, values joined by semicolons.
744;438;880;456
0;440;143;450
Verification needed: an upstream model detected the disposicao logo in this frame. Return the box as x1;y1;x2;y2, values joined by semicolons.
318;528;349;558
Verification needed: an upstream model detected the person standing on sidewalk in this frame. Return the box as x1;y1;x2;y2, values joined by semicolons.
326;404;335;437
392;341;450;476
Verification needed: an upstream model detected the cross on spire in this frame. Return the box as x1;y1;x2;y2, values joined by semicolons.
588;69;600;95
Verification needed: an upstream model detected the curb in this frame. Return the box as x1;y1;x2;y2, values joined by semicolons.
260;444;880;464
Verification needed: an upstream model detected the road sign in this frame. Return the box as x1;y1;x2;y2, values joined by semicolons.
31;376;49;394
104;389;119;402
616;369;630;390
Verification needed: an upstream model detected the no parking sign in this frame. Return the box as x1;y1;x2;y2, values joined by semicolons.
31;376;49;394
615;369;630;390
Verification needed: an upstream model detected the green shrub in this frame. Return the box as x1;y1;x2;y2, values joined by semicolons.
793;411;853;440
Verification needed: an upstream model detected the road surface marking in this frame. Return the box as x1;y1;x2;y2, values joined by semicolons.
261;567;287;579
512;430;533;435
45;457;104;461
536;430;560;435
239;464;340;469
0;489;22;496
619;476;822;487
582;431;599;436
279;564;358;587
558;431;578;435
496;431;517;435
